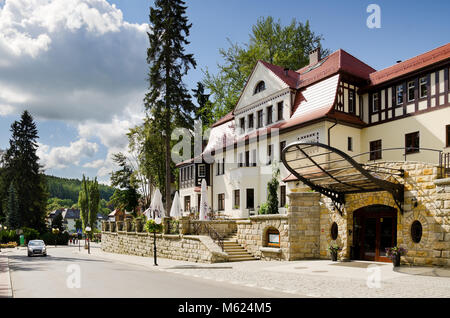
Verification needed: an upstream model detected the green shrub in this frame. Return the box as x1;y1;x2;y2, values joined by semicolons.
258;203;269;215
144;219;163;233
0;230;19;244
39;231;69;245
168;219;179;234
21;227;40;243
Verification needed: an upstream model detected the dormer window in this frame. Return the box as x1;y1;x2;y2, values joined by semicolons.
254;81;266;94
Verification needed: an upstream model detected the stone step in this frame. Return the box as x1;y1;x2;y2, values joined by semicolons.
228;256;257;262
226;252;253;256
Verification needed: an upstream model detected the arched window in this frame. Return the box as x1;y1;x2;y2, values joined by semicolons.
254;81;266;94
330;222;338;240
411;220;422;243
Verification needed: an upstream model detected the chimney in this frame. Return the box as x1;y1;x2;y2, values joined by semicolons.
309;47;321;65
283;67;289;77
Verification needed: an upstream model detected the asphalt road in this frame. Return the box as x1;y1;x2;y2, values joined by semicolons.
6;246;295;298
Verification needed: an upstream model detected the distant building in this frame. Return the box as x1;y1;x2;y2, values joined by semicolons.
48;208;107;233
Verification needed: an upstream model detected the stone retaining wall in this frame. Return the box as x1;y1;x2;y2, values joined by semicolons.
189;220;237;237
101;232;228;263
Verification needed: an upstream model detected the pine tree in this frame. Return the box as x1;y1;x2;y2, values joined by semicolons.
6;183;20;229
2;111;48;231
145;0;197;214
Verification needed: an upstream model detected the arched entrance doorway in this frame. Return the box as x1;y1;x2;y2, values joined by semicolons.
353;205;397;262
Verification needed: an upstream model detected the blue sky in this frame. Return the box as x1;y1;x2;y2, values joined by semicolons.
0;0;449;183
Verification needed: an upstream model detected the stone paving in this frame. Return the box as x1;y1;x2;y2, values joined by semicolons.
80;244;450;298
0;254;13;298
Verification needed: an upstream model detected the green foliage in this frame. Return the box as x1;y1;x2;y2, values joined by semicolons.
78;175;89;230
203;16;328;117
45;175;114;203
0;230;19;244
0;111;48;232
267;168;280;215
88;178;100;232
145;0;197;210
6;183;20;230
46;197;75;212
144;219;163;233
21;227;39;242
258;202;269;215
74;219;82;231
109;154;140;213
51;213;64;232
192;82;214;129
78;175;101;237
40;231;69;245
168;219;179;234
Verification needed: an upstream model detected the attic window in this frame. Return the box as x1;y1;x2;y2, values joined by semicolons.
254;81;266;94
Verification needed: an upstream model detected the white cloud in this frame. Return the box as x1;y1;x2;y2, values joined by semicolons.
83;159;104;169
0;0;149;123
38;138;99;169
0;0;150;181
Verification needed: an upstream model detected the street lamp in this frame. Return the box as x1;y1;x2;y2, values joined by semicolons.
153;218;162;266
85;226;91;254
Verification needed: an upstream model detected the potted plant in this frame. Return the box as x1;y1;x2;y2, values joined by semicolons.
386;246;407;267
328;243;341;261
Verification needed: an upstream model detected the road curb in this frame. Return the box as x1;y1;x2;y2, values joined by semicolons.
0;254;13;298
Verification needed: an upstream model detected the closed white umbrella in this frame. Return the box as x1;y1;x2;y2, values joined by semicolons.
170;191;182;219
148;189;165;219
199;179;209;221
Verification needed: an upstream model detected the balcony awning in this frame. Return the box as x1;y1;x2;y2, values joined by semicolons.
281;141;404;214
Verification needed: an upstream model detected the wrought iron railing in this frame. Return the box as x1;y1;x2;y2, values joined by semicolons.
441;152;450;178
192;222;224;251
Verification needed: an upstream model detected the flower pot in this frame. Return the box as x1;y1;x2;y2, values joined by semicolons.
331;251;338;262
392;254;401;267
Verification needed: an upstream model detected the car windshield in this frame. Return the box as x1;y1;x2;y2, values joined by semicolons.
28;241;44;246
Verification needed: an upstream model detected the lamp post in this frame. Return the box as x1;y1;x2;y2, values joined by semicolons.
85;226;91;254
153;218;162;266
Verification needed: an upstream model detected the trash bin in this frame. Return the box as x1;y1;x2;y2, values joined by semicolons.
20;234;25;246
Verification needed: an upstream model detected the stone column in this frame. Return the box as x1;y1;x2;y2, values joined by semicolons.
287;192;321;260
179;216;190;235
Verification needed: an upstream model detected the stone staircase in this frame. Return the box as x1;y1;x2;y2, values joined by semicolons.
222;231;258;262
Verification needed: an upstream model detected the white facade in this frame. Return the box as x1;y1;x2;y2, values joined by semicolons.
178;44;450;218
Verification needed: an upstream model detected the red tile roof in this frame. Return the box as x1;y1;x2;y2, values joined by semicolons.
211;111;234;128
369;43;450;86
259;60;301;89
297;49;375;88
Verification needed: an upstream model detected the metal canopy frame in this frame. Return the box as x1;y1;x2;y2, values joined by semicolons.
281;141;405;214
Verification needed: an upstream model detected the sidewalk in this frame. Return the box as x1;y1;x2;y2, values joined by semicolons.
74;244;450;298
0;254;13;298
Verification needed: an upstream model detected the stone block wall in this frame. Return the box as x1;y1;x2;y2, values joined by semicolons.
189;220;237;237
236;215;289;260
101;232;228;263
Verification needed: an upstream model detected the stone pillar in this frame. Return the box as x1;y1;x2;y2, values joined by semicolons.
179;216;190;235
287;192;321;260
163;217;171;234
124;219;131;232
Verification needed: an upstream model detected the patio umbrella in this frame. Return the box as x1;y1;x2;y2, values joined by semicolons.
199;179;209;221
147;189;165;219
170;191;182;219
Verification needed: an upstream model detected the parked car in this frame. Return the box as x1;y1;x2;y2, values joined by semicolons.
27;240;47;257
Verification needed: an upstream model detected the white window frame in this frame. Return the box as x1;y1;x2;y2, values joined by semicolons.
396;85;404;105
372;92;379;112
198;164;206;177
407;81;415;102
419;76;428;98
